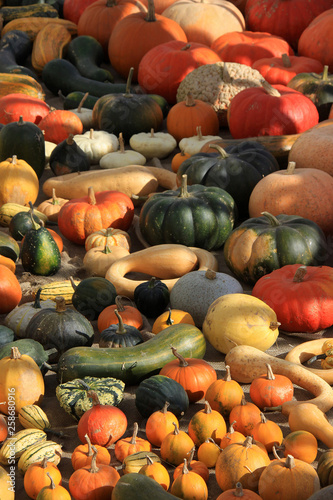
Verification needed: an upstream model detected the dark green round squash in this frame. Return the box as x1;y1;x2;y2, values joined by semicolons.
0;232;20;262
9;206;41;241
0;325;15;348
99;309;144;348
49;134;90;176
24;296;95;360
224;211;329;284
134;277;170;319
135;374;189;419
70;276;117;321
0;338;56;373
139;175;237;251
177;141;279;218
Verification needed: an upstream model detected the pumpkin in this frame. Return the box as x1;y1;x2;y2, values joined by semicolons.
227;81;319;139
228;396;262;437
0;346;44;415
78;0;147;54
177;126;221;155
253;53;324;86
159;346;217;402
0;155;39;206
0;93;50;125
57;186;134;245
85;227;131;252
317;449;333;486
138;41;221;104
216;482;263;500
197;438;221;468
73;129;119;164
248;161;333;235
0;264;22;314
71;434;111;470
114;422;152;462
160;423;195;466
278;430;318;464
134;276;170;318
49;134;90;176
97;295;143;332
188;400;226;446
68;446;120;499
38;109;84;144
152;308;195;334
99;132;147;169
63;0;100;24
83;244;130;277
77;390;127;447
249;363;294;409
170;458;208;500
139;455;170;491
176;140;279;218
171;150;191;173
173;446;209;483
215;435;271;491
121;451;162;475
0;255;15;273
169;268;243;327
99;309;144;348
251;413;283;453
107;0;187;81
70;276;117;321
36;473;71;500
139;174;236;250
129;129;177;159
218;421;246;449
205;365;244;418
161;0;245;47
252;264;333;333
224;211;329;284
24;457;62;500
258;454;320;499
145;402;179;447
36;189;68;222
211;30;294;67
298;8;333;72
202;293;280;354
244;0;333;49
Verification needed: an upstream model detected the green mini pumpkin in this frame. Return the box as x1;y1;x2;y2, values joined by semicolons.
99;309;144;348
56;376;125;421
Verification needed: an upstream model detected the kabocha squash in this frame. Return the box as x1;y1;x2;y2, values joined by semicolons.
224;212;328;284
57;322;206;384
99;309;144;348
139;174;236;250
0;339;57;374
56;376;125;421
202;293;280;354
57;186;134;245
0;155;39;206
0;347;45;415
31;22;72;74
70;276;117;321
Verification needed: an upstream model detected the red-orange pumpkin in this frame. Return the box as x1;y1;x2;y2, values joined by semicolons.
249;363;294;409
63;0;100;24
228;396;262;436
0;93;50;125
38;109;84;144
0;264;22;314
298;8;333;72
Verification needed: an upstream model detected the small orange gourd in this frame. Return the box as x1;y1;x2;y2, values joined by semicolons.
0;416;8;443
188;400;226;446
36;473;71;500
277;430;318;464
249;363;294;410
152;308;195;334
97;295;143;333
216;482;263;500
218;420;246;449
170;458;208;500
228;396;262;436
145;402;179;447
173;447;209;483
205;365;244;418
24;457;62;500
71;433;111;471
251;412;283;453
114;422;152;462
171;150;191;173
160;422;195;466
139;455;170;491
197;438;221;468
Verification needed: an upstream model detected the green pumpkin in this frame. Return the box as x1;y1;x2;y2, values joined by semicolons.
99;309;144;348
0;338;57;373
134;277;170;319
0;116;45;178
224;211;328;284
0;325;15;348
49;134;90;176
9;206;41;241
0;232;20;262
70;276;117;321
21;216;61;276
139;175;236;250
56;376;125;421
177;141;279;218
24;296;95;360
288;65;333;121
92;68;164;141
135;375;189;419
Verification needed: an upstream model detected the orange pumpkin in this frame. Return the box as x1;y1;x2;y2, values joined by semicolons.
24;457;62;500
145;402;179;447
278;430;318;464
298;8;333;72
97;295;143;332
0;264;22;314
197;438;221;468
38;109;84;144
114;422;152;462
251;413;283;453
188;401;226;446
139;455;170;491
249;364;294;410
171;150;191;173
0;415;8;443
216;482;263;500
0;155;39;207
218;420;246;449
205;365;244;418
0;255;16;274
160;422;195;466
228;396;262;436
71;433;111;470
37;188;69;223
170;459;208;500
173;447;209;483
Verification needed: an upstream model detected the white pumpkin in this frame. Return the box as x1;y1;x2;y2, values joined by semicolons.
179;126;221;155
129;129;177;159
69;107;94;129
169;268;243;327
44;140;57;164
73;129;119;164
100;133;146;169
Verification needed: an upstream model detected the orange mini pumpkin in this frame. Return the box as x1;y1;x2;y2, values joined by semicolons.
71;434;111;470
24;457;62;500
114;422;152;462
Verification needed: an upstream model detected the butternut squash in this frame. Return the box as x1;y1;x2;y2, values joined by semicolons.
288;403;333;449
42;165;178;202
225;345;333;415
285;339;333;384
105;244;219;298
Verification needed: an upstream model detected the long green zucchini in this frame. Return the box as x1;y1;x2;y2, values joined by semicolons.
57;323;206;385
112;473;179;500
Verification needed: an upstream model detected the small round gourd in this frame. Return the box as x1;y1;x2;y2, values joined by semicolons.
170;268;243;327
99;309;144;348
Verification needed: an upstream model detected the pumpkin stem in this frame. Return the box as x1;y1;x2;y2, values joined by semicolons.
228;421;237;434
10;346;21;359
266;363;276;381
33;288;43;309
88;186;96;205
208;143;229;158
196;125;203;140
188;446;195;463
125;67;134;95
89;446;100;473
166;308;175;326
322;65;329;81
224;365;233;382
46;472;56;490
259;412;267;424
130;422;139;444
281;53;291;68
285;454;296;469
51;188;60;205
272;444;282;460
292;265;307;282
41;456;49;469
203;400;212;414
114;309;127;334
66;134;75;146
69;276;78;291
285;161;296;175
161;401;170;414
115;295;127;312
172;422;180;435
55;296;67;313
89;129;94;140
234;482;246;497
261;80;281;97
145;0;156;22
270;321;281;330
85;433;94;457
261;212;281;226
150;128;155;137
205;269;217;280
182;458;189;475
181;43;191;52
170;346;188;367
179;174;189;198
146;454;154;465
87;390;102;407
77;92;89;112
185;93;196;107
118;133;125;153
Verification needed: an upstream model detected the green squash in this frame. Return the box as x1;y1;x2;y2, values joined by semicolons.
0;338;57;373
288;65;333;121
99;309;143;348
49;134;90;176
134;277;170;319
177;141;279;218
21;216;61;276
24;296;95;360
9;206;42;241
112;474;179;500
0;29;35;77
0;232;20;262
0;325;15;348
224;211;328;284
135;374;189;419
56;376;125;421
0;116;45;179
139;175;237;250
70;276;117;321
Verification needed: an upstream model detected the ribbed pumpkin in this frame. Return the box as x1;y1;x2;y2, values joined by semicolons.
24;457;62;500
0;155;39;206
205;365;244;418
85;227;131;252
71;434;111;470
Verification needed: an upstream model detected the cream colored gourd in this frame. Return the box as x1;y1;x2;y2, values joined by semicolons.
83;244;130;277
67;92;94;129
44;140;57;164
170;269;243;327
0;465;14;499
129;129;177;159
100;133;146;169
225;345;333;415
105;244;218;298
73;129;119;164
202;293;280;354
285;338;333;384
178;126;221;155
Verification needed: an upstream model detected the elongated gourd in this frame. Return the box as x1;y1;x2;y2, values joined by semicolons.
57;323;206;384
288;403;333;449
225;345;333;415
285;338;333;384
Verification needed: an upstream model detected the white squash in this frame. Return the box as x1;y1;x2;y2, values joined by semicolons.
100;133;146;169
179;126;221;155
129;129;177;159
44;140;57;164
73;129;119;164
67;92;94;129
169;268;243;327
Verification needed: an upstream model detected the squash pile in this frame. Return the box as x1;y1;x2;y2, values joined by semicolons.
1;0;333;498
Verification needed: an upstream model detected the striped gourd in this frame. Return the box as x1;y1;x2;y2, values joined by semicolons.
0;73;44;100
31;23;72;75
0;428;46;465
122;451;161;474
56;376;125;421
18;405;51;431
1;17;78;41
33;279;80;305
0;203;48;227
0;3;59;23
17;440;62;475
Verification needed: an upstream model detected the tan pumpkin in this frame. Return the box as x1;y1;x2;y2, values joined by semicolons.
83;244;130;277
37;188;69;222
85;227;131;252
0;155;39;206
